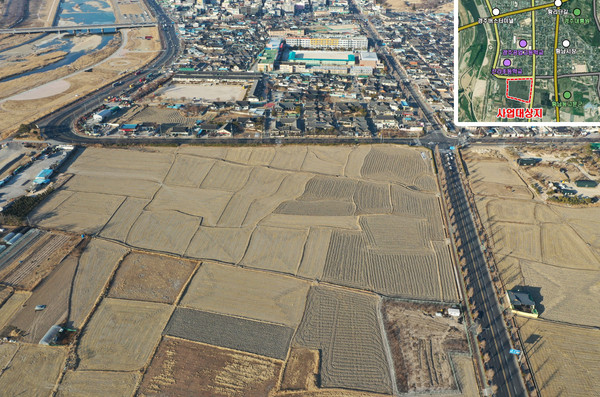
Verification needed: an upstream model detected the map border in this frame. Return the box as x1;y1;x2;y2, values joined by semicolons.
454;0;600;126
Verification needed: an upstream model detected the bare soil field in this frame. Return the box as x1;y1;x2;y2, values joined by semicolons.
294;285;393;394
108;252;197;304
69;239;129;328
139;337;282;397
57;370;140;397
180;262;309;327
382;300;468;393
165;308;294;360
159;83;247;101
77;298;172;371
0;344;66;396
517;317;600;397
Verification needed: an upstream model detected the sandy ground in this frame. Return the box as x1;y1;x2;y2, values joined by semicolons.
10;79;71;100
158;83;248;102
71;35;102;52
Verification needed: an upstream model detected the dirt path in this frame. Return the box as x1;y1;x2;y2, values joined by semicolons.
377;297;399;396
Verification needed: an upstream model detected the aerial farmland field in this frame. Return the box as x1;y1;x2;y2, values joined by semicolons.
463;146;600;393
0;144;470;396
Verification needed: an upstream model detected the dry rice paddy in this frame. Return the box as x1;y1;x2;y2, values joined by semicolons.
180;262;309;327
465;148;600;327
0;344;66;396
294;286;393;394
57;370;140;397
20;144;464;395
139;337;282;397
77;298;172;371
108;252;197;304
465;148;600;393
517;317;600;396
69;239;129;327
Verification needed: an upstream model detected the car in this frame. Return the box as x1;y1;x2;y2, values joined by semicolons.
35;305;46;311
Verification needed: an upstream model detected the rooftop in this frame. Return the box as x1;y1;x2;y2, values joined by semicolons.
288;50;355;62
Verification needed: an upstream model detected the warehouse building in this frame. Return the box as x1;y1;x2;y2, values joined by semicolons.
575;179;598;188
284;35;368;50
286;50;356;66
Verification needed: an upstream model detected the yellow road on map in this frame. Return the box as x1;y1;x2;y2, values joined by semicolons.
458;1;568;31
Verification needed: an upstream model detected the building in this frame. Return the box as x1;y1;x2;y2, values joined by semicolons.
517;158;542;166
575;179;598;188
508;290;539;318
93;106;119;122
257;49;278;72
266;37;282;50
285;35;368;50
286;50;356;66
33;169;53;185
39;325;63;345
359;51;380;68
119;124;139;133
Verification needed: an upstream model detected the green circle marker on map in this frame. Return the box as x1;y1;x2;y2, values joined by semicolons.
573;8;581;15
563;91;572;99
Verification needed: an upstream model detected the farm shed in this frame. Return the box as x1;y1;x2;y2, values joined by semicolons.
39;325;63;345
517;158;541;166
575;180;598;188
508;290;538;318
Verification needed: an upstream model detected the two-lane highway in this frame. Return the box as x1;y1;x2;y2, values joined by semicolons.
441;151;526;397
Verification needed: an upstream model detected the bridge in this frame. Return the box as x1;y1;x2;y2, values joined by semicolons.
0;22;157;35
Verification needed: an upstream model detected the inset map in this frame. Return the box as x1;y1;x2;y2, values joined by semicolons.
457;0;600;123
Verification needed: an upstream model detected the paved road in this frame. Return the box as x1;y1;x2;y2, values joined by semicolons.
441;151;526;397
0;22;157;34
